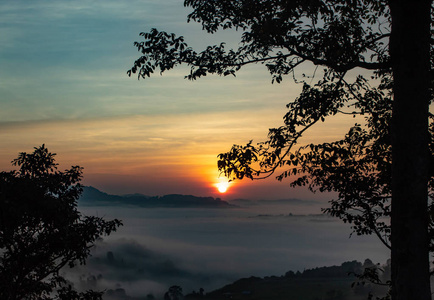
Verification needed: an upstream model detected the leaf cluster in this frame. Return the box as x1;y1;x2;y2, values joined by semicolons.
351;263;391;300
218;71;396;247
0;145;122;300
128;0;390;82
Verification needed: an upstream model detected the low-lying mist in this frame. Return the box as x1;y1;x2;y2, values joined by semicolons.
69;200;389;299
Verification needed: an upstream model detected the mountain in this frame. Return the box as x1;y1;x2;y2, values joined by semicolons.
79;186;235;208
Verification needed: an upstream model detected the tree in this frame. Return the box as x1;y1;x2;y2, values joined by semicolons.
164;285;184;300
0;145;122;300
128;1;432;299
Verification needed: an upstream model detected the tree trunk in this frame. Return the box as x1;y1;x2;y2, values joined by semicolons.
389;0;431;299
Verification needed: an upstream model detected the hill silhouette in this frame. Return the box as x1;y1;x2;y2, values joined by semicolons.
79;186;235;208
185;260;389;300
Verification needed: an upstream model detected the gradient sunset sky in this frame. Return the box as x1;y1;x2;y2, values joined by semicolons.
0;1;360;200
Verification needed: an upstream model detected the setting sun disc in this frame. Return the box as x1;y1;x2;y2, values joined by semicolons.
216;182;229;193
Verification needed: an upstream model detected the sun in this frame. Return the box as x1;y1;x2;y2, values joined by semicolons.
216;182;229;193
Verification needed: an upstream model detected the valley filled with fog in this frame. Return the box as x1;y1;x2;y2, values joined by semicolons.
69;198;389;299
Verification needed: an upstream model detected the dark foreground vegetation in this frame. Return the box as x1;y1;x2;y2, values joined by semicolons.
101;260;390;300
0;146;122;300
180;260;389;300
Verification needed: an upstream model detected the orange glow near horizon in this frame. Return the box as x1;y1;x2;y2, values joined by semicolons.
214;176;232;194
213;176;232;194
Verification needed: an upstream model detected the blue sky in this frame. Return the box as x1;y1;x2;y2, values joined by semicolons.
0;0;355;200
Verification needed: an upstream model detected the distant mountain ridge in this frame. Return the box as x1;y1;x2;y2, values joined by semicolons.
79;186;235;208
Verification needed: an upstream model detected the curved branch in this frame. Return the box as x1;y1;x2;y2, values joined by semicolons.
253;118;321;180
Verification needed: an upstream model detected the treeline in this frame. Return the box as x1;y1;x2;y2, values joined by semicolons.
284;259;390;280
196;259;391;300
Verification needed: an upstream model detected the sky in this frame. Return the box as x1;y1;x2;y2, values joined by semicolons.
0;0;359;201
0;3;393;298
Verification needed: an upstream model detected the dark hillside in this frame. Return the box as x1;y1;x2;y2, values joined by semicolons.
185;261;389;300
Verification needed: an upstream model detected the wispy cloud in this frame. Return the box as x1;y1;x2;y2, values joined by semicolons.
0;0;363;200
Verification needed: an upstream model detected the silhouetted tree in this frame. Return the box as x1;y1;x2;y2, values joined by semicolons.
164;285;183;300
128;1;432;299
0;145;122;300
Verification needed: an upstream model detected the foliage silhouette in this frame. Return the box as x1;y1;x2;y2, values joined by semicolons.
128;1;432;299
0;145;122;300
164;285;184;300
